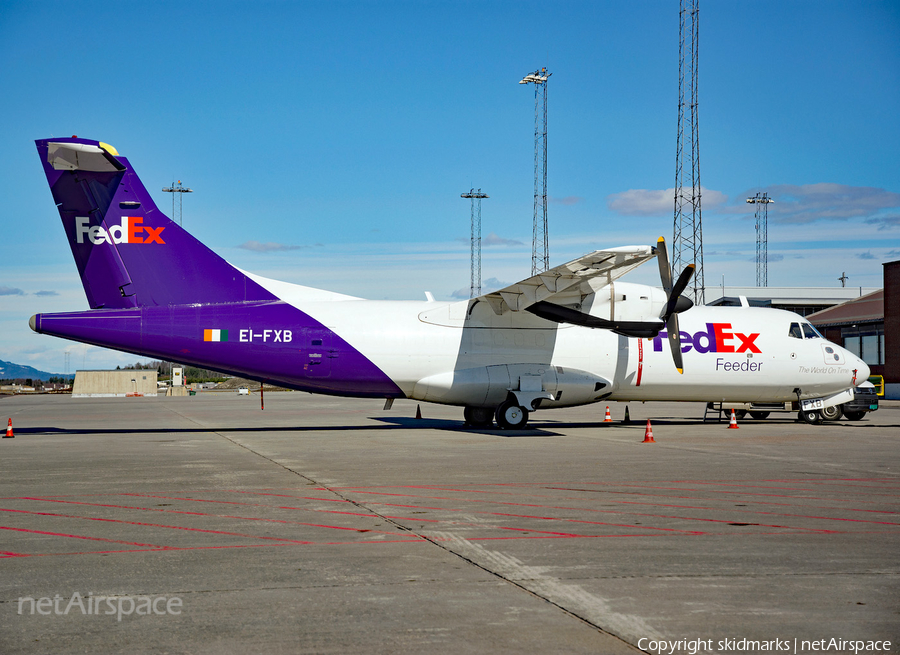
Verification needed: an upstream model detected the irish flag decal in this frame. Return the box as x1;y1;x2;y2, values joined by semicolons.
203;329;229;342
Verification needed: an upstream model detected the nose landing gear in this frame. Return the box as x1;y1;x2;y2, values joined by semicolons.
799;408;823;424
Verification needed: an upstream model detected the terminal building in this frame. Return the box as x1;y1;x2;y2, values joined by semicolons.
807;260;899;399
705;286;878;317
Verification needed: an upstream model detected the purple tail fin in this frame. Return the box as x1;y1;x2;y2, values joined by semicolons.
36;137;275;308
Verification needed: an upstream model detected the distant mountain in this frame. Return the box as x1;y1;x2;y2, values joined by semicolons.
0;359;67;382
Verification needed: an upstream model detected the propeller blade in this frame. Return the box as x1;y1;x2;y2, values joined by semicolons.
656;237;693;374
670;264;695;307
663;263;696;320
656;236;673;294
667;313;684;374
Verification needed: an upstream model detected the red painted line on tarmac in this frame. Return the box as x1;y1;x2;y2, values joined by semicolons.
598;483;881;504
661;480;899;498
605;497;897;515
487;511;705;534
0;525;166;549
16;537;430;559
24;497;406;536
118;486;895;533
0;508;315;545
228;490;351;503
368;494;875;534
496;526;602;537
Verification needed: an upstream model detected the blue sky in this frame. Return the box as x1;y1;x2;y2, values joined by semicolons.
1;0;898;372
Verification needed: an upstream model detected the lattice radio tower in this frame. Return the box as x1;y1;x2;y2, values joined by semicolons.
520;67;551;275
673;0;705;304
162;180;193;226
747;192;774;287
461;189;488;298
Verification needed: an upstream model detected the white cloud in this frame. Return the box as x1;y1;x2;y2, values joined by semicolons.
607;187;727;216
450;276;510;299
865;214;900;230
768;184;900;224
237;241;305;252
483;233;524;247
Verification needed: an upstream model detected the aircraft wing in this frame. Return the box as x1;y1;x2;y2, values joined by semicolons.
476;245;655;315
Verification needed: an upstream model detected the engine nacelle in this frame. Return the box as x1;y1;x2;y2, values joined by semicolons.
413;364;611;409
580;281;668;323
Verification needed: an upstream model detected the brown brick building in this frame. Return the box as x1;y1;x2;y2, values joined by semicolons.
808;260;899;399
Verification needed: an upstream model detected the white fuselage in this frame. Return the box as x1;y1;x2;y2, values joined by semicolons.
258;275;869;411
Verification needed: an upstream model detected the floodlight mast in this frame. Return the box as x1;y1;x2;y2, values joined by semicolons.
461;189;488;298
161;180;193;226
672;0;704;304
520;68;551;275
746;193;774;286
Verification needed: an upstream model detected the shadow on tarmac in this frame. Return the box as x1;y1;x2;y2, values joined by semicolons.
10;416;886;438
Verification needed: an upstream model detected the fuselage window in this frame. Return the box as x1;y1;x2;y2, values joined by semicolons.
802;323;821;339
788;322;803;339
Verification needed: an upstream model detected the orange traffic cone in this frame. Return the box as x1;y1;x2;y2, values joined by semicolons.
642;419;655;443
728;409;740;429
4;418;13;439
603;406;613;423
415;404;422;419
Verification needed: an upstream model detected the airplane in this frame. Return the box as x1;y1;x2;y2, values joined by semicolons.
29;137;870;429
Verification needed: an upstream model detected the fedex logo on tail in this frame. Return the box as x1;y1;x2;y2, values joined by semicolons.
652;322;761;354
75;216;165;245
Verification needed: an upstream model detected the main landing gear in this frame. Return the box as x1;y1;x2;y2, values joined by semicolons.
495;399;529;430
463;400;531;430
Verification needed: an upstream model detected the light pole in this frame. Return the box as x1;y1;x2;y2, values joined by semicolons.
747;193;774;287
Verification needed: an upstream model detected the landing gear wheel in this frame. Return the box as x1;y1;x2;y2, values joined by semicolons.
799;409;822;424
733;409;748;420
843;410;866;421
749;411;770;420
495;400;529;430
820;405;843;421
463;406;494;428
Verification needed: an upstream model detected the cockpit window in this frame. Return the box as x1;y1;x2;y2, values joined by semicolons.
802;323;822;339
788;322;803;339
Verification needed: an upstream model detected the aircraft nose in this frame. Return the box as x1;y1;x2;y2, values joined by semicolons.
854;358;870;385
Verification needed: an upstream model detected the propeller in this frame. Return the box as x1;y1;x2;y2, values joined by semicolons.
525;238;695;372
655;236;695;374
